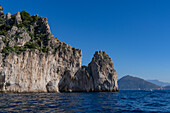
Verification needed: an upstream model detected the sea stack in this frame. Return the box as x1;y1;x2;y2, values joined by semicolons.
59;51;119;92
0;6;118;93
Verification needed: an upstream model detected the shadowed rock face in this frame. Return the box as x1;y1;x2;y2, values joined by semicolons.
0;6;118;93
59;51;119;92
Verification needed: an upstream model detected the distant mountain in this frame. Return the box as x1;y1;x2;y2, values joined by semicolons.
118;75;161;90
147;80;170;87
163;86;170;90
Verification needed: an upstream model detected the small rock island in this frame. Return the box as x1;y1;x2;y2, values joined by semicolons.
0;6;118;93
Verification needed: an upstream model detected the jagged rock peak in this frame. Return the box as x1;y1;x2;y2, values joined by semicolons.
5;13;11;25
6;13;11;20
92;50;113;63
0;5;3;12
40;17;51;34
0;5;4;16
15;12;22;25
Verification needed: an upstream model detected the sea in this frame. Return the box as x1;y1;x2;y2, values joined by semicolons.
0;90;170;113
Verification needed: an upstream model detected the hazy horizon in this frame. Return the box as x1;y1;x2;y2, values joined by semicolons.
2;0;170;82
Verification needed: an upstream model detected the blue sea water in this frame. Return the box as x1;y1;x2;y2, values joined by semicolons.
0;90;170;113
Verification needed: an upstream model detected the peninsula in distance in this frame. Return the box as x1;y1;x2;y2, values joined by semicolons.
118;75;170;90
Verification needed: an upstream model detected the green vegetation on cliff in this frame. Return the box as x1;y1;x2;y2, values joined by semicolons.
0;10;51;55
0;6;81;57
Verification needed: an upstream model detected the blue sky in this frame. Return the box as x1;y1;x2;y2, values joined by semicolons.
1;0;170;82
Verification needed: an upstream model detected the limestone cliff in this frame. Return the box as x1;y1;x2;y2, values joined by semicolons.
0;6;118;93
59;51;119;92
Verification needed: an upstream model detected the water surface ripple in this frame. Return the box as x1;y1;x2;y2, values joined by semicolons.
0;90;170;112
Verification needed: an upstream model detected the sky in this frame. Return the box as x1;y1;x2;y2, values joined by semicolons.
1;0;170;82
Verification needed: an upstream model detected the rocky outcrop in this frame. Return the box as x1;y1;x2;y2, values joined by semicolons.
0;6;118;93
59;51;118;92
15;12;22;25
39;17;51;34
0;5;3;15
0;36;5;51
7;26;31;47
89;51;118;91
6;13;11;25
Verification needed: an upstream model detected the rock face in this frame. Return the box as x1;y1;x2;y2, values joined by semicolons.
6;13;11;25
0;49;82;93
0;36;5;51
15;12;22;25
59;51;119;92
0;5;3;15
7;26;31;47
89;51;118;91
0;6;118;93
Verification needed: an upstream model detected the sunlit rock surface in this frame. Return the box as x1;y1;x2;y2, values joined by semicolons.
0;5;118;93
